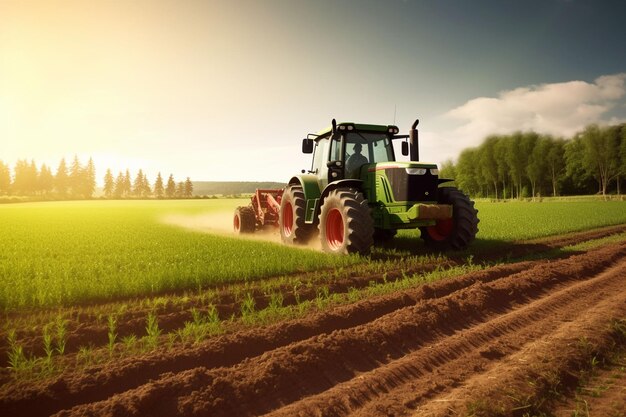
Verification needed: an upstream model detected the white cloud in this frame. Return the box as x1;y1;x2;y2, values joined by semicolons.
437;73;626;162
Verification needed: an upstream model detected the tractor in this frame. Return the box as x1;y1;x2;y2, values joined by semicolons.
233;119;479;255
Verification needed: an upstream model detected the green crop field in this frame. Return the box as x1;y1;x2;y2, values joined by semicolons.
1;198;626;311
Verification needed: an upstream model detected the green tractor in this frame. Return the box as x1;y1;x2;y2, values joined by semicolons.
233;119;479;255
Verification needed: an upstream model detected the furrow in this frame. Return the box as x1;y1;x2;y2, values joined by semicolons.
52;243;626;417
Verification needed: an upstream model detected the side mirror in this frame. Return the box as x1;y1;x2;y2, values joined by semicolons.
302;138;314;154
401;141;409;156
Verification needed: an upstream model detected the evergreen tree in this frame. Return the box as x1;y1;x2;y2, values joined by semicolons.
175;181;184;198
153;173;164;199
39;164;54;195
165;174;176;198
133;169;145;197
28;160;39;195
184;177;193;198
123;169;132;197
85;158;96;198
0;160;10;195
55;158;69;197
141;172;151;197
114;172;125;198
103;169;115;198
69;155;83;198
12;160;29;195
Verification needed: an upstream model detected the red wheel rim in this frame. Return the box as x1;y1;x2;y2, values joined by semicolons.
283;202;293;236
326;208;344;250
427;218;454;241
233;214;240;232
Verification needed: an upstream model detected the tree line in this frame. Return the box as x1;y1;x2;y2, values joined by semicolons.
0;156;194;199
440;123;626;199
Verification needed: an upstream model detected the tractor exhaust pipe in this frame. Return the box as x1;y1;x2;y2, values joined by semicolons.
409;119;419;161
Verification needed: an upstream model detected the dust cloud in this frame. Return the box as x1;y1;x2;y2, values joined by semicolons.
160;211;322;250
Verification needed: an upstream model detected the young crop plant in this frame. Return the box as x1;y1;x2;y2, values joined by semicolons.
107;314;117;356
55;316;68;356
144;312;161;350
42;325;54;372
7;329;29;375
240;293;256;325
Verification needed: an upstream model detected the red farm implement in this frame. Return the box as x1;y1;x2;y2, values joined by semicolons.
233;189;284;233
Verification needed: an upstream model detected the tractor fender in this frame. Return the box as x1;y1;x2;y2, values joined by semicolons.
288;175;322;223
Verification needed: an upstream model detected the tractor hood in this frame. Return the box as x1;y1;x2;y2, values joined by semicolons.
366;161;438;173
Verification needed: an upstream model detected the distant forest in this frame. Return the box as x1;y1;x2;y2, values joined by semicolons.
0;156;194;200
440;123;626;199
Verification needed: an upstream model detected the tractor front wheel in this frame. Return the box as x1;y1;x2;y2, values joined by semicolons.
234;206;256;234
318;188;374;255
279;185;313;244
420;187;479;250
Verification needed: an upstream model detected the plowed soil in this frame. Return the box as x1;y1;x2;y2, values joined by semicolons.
2;227;626;417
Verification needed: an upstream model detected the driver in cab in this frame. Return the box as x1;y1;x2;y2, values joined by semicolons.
346;142;368;178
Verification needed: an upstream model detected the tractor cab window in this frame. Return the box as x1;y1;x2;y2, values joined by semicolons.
311;137;330;175
344;132;394;178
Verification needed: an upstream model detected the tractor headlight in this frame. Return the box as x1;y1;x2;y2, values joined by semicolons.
406;168;427;175
339;125;346;131
347;125;354;130
430;168;439;175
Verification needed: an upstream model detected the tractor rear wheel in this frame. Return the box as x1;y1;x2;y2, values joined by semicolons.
280;185;313;244
420;187;479;250
233;206;256;234
318;188;374;255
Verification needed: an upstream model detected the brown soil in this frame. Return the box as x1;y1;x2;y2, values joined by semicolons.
1;231;625;416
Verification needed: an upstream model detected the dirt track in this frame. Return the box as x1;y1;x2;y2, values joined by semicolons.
2;231;625;417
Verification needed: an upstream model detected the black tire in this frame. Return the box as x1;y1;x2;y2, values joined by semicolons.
318;188;374;255
373;228;397;243
233;206;256;234
280;185;313;244
420;187;479;250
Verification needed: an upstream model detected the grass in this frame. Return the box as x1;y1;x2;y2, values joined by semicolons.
0;200;357;310
1;198;626;311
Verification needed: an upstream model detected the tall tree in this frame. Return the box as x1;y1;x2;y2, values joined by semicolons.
494;137;511;199
0;160;10;195
55;158;69;197
103;169;114;198
39;164;54;195
133;169;145;197
165;174;176;198
545;139;566;196
153;173;164;198
84;158;96;198
184;177;193;198
123;169;132;197
478;136;500;199
114;172;125;198
175;181;185;198
69;155;83;198
12;159;30;195
526;136;550;199
580;124;621;196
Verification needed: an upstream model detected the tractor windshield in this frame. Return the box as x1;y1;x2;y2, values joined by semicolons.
343;131;395;178
345;132;395;164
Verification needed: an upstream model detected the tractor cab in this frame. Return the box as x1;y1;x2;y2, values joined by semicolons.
303;122;401;187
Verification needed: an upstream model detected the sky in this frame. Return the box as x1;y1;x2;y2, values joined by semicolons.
1;0;626;184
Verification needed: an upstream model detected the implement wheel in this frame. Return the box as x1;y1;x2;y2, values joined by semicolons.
318;187;374;255
280;185;313;244
420;187;479;250
234;206;256;234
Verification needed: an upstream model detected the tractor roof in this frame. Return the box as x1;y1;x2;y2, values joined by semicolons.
315;122;397;138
